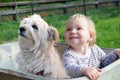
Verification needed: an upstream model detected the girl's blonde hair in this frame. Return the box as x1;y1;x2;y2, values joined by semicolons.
66;14;96;46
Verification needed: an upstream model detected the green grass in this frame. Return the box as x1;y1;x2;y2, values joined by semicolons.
0;7;120;48
0;22;19;43
87;7;120;48
96;17;120;48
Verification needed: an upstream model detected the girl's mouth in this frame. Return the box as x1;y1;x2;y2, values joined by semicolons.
69;37;79;39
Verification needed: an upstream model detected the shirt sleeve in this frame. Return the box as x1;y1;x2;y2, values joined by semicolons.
62;52;85;78
100;50;119;68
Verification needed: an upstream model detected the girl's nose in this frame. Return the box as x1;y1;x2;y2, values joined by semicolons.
71;29;76;34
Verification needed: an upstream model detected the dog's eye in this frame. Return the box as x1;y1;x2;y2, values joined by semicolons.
32;25;38;30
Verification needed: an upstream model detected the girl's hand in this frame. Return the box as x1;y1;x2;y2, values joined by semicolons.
114;49;120;58
81;67;102;80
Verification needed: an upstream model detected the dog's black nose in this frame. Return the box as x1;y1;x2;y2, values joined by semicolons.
20;27;26;32
19;27;26;37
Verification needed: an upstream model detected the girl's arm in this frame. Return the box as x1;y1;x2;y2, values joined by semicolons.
62;53;85;77
93;45;119;68
62;54;101;79
100;50;119;68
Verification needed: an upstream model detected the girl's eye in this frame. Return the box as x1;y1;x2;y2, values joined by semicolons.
32;24;38;30
77;27;81;30
66;28;71;31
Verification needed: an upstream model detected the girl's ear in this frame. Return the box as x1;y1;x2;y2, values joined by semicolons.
48;26;59;42
89;33;96;46
89;37;93;41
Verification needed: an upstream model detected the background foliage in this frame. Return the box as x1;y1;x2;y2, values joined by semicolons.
0;1;120;48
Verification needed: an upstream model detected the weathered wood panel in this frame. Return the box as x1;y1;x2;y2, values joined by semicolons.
0;0;67;8
0;42;120;80
0;0;120;19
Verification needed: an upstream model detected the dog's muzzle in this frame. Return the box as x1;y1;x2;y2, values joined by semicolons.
19;27;26;37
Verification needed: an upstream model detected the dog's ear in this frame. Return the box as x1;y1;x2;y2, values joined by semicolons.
48;26;59;42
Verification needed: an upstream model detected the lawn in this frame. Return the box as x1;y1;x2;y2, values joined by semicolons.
0;7;120;48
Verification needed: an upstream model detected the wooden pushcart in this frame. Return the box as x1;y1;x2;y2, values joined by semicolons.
0;42;120;80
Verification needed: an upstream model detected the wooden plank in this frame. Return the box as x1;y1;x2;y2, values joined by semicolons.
0;0;120;16
0;3;84;16
99;59;120;80
0;0;119;8
0;68;56;80
0;0;67;8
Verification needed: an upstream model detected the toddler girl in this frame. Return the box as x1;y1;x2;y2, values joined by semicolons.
62;14;120;80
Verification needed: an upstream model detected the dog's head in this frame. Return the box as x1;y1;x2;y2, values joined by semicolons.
18;14;59;51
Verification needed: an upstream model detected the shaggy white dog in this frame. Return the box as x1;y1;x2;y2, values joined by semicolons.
16;14;68;78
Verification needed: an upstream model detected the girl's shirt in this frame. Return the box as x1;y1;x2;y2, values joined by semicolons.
62;44;119;78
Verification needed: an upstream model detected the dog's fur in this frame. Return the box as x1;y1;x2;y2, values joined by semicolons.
16;14;68;78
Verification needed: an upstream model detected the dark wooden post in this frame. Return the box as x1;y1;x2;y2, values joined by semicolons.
13;0;18;21
63;1;67;14
114;1;119;7
83;0;86;15
95;0;98;9
31;2;34;15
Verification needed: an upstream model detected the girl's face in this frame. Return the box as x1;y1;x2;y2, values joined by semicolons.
64;18;91;47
